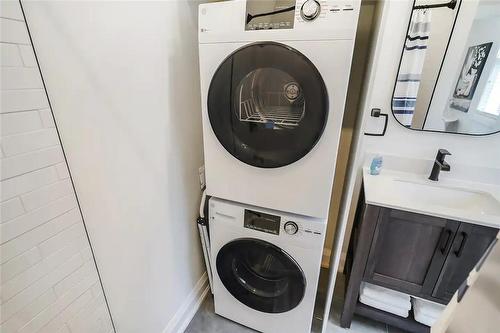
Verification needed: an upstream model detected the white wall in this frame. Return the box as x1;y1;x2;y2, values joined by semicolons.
21;1;207;332
0;1;112;333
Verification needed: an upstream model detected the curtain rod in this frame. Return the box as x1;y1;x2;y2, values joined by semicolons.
413;0;457;10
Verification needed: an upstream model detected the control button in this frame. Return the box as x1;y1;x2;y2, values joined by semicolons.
284;221;299;235
300;0;321;21
343;4;354;11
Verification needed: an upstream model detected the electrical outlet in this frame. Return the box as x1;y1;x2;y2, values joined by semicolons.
199;165;206;189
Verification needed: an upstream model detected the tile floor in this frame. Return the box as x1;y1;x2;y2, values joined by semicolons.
185;271;408;333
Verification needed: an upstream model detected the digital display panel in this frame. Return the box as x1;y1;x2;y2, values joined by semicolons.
245;0;296;31
244;209;281;235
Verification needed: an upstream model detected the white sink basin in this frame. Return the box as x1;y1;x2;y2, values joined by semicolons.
394;179;500;217
363;164;500;227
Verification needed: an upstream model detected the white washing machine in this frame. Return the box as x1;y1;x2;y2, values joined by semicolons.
209;197;326;333
199;0;360;218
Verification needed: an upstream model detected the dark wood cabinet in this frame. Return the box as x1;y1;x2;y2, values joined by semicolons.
341;203;498;333
432;223;498;301
364;209;459;302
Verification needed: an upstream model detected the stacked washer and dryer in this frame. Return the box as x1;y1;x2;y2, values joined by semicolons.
198;1;360;332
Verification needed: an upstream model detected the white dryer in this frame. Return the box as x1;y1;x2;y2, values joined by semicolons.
209;197;326;333
199;0;360;218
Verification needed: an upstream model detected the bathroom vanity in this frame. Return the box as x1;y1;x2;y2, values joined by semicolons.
336;0;500;330
340;163;500;333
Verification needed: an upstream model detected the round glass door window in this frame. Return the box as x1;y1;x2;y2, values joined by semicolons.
208;42;328;168
216;238;306;313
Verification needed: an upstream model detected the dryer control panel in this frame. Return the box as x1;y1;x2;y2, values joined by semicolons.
199;0;359;43
244;0;357;31
245;0;296;31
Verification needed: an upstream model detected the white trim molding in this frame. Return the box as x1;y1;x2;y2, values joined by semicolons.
322;248;346;271
162;272;210;333
321;248;332;268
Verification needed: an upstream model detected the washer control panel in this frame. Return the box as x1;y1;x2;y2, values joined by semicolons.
244;209;281;235
283;220;323;239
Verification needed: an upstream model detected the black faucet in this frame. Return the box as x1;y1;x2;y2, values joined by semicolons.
429;149;451;181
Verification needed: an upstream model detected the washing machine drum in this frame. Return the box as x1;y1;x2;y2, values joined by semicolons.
216;238;306;313
208;42;328;168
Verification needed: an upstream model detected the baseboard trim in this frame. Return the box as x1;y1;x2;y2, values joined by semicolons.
162;271;210;333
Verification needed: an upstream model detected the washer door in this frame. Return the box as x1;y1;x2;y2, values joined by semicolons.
216;238;306;313
208;42;328;168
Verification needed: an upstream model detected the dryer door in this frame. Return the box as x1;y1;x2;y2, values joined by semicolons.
216;238;306;313
208;42;328;168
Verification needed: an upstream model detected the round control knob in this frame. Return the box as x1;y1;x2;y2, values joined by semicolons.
301;0;321;21
284;221;299;235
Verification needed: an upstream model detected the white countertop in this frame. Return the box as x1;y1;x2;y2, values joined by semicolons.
362;156;500;229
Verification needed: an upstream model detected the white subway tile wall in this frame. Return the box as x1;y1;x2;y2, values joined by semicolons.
0;2;114;333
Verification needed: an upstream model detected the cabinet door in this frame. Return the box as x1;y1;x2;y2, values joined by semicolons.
433;223;498;301
365;208;459;296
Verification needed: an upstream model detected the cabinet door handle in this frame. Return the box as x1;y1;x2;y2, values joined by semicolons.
454;232;468;258
439;229;452;254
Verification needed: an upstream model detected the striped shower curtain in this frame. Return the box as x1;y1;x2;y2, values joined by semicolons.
393;9;432;127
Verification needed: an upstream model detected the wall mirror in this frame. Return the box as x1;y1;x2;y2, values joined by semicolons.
392;0;500;135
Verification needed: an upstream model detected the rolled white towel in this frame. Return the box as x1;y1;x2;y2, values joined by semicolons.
413;309;439;327
359;294;410;318
360;282;411;309
360;288;411;310
412;297;445;319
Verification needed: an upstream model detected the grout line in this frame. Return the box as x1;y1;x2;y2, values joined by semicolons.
0;157;64;182
0;41;31;47
0;165;59;201
0;65;29;68
0;16;25;22
1;127;56;139
16;177;69;199
0;107;48;115
18;193;28;213
0;246;42;284
1;129;52;141
1;143;60;159
1;250;86;306
0;87;45;91
0;195;77;246
36;220;81;253
0;87;45;92
51;275;96;313
18;44;30;68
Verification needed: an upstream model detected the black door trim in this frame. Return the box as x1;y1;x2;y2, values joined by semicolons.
208;41;329;168
216;238;306;313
